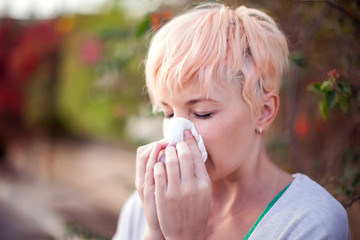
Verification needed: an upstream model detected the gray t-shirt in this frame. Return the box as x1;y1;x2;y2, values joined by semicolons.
113;173;350;240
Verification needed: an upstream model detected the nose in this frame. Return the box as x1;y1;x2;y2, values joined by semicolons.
172;110;189;119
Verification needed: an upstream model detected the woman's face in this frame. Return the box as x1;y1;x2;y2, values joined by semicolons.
158;83;261;182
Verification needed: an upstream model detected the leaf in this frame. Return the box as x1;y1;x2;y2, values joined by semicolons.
320;79;333;91
325;91;337;109
337;81;351;94
290;52;307;68
338;95;349;111
309;83;322;93
351;170;360;189
136;14;151;38
319;100;328;120
309;71;352;121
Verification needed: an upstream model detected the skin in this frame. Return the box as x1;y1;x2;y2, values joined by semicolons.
136;83;293;240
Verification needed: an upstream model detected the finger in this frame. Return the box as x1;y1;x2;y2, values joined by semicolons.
137;139;168;198
153;162;167;224
184;129;209;180
142;140;169;197
176;142;195;184
143;141;168;220
144;163;156;202
143;166;159;230
143;147;156;197
135;143;154;193
154;162;167;195
146;139;169;173
193;157;210;182
136;140;168;236
165;146;180;190
184;129;203;162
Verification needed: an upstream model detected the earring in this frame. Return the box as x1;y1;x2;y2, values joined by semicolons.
256;126;262;134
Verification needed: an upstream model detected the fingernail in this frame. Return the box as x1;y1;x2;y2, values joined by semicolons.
158;150;165;163
184;129;191;139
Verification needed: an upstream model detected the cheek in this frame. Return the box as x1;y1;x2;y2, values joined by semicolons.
195;115;255;161
194;119;230;156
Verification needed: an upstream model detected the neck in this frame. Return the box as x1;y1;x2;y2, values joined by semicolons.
210;143;291;215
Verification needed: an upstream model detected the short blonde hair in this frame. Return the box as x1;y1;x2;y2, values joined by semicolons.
145;3;289;117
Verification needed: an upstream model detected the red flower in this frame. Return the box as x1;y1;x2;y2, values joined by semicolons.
327;69;341;80
150;11;173;30
0;18;62;122
294;116;309;140
79;37;103;66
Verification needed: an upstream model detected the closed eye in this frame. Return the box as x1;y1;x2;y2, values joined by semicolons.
165;113;174;119
195;113;212;119
162;112;212;119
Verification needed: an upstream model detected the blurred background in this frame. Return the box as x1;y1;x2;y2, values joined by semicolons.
0;0;359;239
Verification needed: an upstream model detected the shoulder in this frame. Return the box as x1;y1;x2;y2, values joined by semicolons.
286;173;347;220
251;173;350;240
112;192;148;240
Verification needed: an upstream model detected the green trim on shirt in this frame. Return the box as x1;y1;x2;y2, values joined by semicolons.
243;182;292;240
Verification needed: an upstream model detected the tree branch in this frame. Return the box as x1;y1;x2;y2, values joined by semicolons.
343;195;360;208
325;0;360;31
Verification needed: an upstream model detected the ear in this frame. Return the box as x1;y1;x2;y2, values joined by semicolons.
257;91;280;132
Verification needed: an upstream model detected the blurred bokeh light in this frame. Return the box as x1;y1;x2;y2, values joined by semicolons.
0;0;108;19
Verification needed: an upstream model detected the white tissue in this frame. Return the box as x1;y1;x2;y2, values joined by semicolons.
161;117;207;163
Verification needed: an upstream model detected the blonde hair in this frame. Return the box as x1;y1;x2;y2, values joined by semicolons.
145;3;289;117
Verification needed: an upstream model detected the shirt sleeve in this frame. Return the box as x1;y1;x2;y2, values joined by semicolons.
112;191;148;240
271;201;350;240
249;174;350;240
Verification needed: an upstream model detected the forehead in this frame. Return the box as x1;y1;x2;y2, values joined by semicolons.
156;81;237;105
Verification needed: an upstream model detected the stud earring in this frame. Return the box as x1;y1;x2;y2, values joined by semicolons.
256;127;262;134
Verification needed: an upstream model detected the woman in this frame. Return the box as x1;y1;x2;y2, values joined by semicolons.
113;3;349;239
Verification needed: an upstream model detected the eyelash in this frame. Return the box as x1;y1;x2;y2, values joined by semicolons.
165;113;174;119
164;113;213;119
195;113;212;119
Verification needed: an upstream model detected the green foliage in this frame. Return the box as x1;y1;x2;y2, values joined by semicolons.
57;9;149;141
339;169;360;198
335;150;360;207
309;70;351;120
136;13;151;38
290;51;307;68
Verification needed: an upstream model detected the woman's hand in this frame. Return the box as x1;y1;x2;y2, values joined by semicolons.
154;130;212;240
135;139;169;240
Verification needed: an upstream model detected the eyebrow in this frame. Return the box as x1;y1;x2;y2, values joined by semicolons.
161;98;217;106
